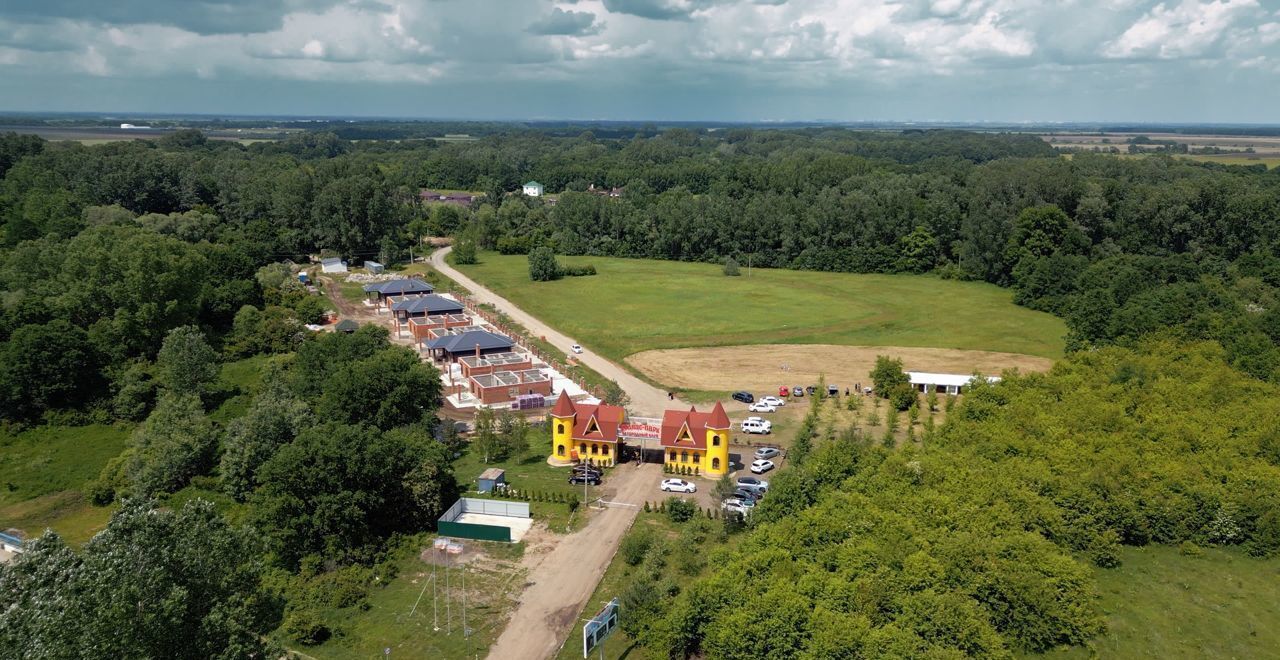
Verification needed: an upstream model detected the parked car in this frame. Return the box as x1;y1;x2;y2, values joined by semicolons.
754;446;780;459
750;459;776;474
572;465;603;477
748;401;777;413
759;396;785;407
571;344;583;354
827;385;839;396
569;473;601;485
661;478;697;493
721;499;750;516
731;390;755;404
778;386;790;397
733;488;762;503
736;476;769;491
805;385;817;395
792;386;805;397
742;418;773;434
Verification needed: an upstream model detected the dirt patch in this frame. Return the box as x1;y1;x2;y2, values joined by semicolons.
626;344;1054;393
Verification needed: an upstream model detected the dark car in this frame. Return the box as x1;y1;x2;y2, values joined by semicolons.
732;391;755;404
734;488;762;503
569;473;601;486
805;385;817;395
572;464;603;474
827;385;839;396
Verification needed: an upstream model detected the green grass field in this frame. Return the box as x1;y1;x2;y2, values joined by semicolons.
455;252;1065;363
0;424;132;543
293;535;527;660
1036;545;1280;659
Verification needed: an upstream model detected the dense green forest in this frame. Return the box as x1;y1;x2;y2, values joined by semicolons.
635;340;1280;658
3;126;1280;656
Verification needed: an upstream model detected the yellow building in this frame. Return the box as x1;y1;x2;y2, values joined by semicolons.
659;403;731;477
549;390;626;466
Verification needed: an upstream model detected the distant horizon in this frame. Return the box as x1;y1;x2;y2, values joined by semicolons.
5;111;1280;130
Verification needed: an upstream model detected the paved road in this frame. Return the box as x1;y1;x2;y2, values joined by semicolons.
486;462;659;660
431;246;686;416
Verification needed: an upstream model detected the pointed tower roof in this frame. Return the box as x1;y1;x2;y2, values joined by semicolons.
551;390;576;418
708;401;730;429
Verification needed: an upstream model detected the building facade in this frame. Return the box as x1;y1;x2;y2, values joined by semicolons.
659;403;731;477
549;390;625;466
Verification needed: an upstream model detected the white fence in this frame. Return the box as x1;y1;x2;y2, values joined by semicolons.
440;497;530;523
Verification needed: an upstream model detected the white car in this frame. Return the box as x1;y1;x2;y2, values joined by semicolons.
758;396;785;407
741;418;772;434
721;499;751;516
750;459;776;474
748;401;777;413
571;344;583;354
660;478;696;493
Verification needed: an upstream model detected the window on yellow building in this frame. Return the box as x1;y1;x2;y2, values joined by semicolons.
668;450;676;462
580;443;587;455
681;451;689;463
557;423;564;434
557;445;565;456
601;445;609;456
591;444;598;455
692;453;700;464
712;434;720;447
712;457;720;470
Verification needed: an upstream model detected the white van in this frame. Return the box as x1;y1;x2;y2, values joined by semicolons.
741;418;772;434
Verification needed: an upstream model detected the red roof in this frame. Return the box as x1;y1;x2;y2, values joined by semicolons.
660;405;728;450
551;390;576;417
569;402;625;443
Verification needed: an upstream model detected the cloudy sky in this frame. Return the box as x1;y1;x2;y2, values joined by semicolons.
1;0;1278;122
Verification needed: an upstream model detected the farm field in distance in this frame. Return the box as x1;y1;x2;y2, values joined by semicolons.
454;252;1065;389
1040;131;1280;168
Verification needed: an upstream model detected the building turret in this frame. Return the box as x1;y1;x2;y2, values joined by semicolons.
704;401;731;477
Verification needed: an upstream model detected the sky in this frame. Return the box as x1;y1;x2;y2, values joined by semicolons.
1;0;1278;122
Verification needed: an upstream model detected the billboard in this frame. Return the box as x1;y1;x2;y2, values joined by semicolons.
582;598;620;658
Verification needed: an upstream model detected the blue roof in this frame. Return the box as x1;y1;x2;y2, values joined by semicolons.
391;294;464;315
425;329;514;353
0;531;23;547
362;278;434;295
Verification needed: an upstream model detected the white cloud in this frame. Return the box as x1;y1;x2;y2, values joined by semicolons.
1104;0;1261;59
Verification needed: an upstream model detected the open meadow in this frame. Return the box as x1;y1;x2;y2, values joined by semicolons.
454;252;1065;390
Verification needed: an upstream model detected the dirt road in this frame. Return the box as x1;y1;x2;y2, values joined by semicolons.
431;246;684;416
486;462;659;660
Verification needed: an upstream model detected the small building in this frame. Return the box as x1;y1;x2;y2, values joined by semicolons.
364;278;434;306
907;371;1001;395
522;181;544;197
549;390;626;466
320;257;348;274
408;313;472;343
365;260;385;274
458;351;534;378
424;329;515;362
477;468;506;493
469;369;553;405
659;403;731;477
390;295;466;334
1;530;25;563
334;319;360;334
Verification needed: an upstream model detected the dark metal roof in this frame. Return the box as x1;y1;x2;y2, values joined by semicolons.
335;319;360;332
391;294;464;315
424;329;514;353
363;278;434;295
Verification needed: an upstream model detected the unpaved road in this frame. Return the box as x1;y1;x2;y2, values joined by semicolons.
486;462;659;660
431;246;685;416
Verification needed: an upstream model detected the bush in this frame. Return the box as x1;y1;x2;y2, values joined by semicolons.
528;247;561;281
560;263;597;277
621;529;654;566
889;383;917;411
723;257;740;276
284;608;331;645
452;238;478;264
666;497;696;523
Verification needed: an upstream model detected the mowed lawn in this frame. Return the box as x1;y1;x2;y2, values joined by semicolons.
1036;545;1280;659
456;252;1065;361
